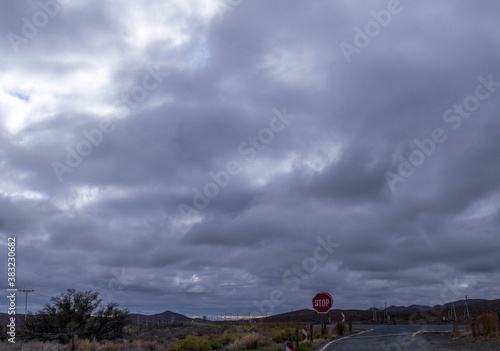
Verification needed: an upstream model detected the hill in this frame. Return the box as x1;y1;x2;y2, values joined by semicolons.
129;310;194;324
261;308;372;324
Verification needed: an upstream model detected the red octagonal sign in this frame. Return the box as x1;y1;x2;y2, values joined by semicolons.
313;292;333;313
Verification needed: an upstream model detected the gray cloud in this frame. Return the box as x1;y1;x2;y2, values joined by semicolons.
1;0;500;316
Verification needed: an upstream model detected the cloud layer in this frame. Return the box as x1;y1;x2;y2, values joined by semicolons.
1;0;500;317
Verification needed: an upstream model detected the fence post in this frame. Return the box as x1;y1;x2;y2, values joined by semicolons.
310;324;313;342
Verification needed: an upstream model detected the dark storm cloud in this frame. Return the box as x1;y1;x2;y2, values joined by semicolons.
306;144;390;202
1;0;500;317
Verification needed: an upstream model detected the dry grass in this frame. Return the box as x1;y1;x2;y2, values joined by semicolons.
469;320;481;338
258;322;307;330
479;313;499;337
96;342;123;351
229;333;264;350
15;341;61;351
0;321;338;351
332;322;346;337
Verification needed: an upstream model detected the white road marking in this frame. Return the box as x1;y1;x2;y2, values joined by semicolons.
319;329;374;351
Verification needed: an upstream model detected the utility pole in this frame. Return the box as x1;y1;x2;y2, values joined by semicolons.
384;303;388;323
19;289;34;322
465;296;470;320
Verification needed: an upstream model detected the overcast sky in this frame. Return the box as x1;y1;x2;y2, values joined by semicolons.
1;0;500;318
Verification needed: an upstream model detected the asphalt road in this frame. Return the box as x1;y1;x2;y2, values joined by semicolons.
320;324;453;351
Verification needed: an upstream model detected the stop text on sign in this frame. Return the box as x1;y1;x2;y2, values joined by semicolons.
314;300;330;307
312;292;333;313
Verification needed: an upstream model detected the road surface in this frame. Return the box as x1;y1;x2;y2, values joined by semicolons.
320;324;453;351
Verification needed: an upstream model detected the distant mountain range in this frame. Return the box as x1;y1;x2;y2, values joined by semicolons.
263;298;500;324
1;298;497;327
369;299;489;313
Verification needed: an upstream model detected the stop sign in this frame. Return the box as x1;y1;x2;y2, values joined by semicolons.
313;292;333;313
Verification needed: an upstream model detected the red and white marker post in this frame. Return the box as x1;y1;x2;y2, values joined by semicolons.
302;327;308;342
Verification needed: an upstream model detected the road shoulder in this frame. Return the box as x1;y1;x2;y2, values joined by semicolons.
419;331;500;350
316;329;374;351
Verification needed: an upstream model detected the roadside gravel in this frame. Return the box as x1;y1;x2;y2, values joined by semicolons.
422;332;500;350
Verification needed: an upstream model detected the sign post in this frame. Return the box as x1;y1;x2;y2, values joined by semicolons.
313;292;333;336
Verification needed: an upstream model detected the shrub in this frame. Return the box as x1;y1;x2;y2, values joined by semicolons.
175;336;212;351
209;339;222;350
296;342;313;351
211;333;239;348
271;331;287;344
333;322;346;336
479;313;498;336
229;333;261;350
271;328;295;344
25;289;130;343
